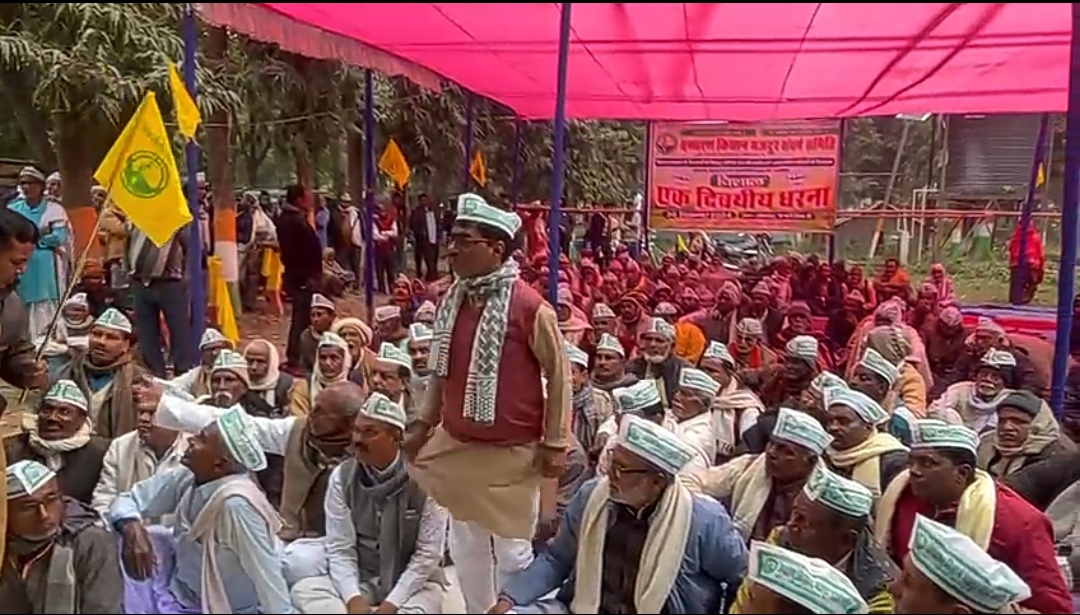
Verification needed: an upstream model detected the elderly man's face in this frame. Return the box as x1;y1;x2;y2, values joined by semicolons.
974;367;1005;400
608;446;667;510
764;438;817;484
182;423;231;480
210;370;246;406
318;346;347;379
8;478;63;541
639;332;671;362
244;345;271;381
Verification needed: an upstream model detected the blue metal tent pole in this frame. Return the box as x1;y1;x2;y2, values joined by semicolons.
1011;113;1050;305
511;117;523;207
547;2;573;306
363;69;377;322
182;5;205;368
462;93;475;192
1049;3;1080;414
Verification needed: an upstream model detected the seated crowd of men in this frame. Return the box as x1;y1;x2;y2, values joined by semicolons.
1;192;1076;615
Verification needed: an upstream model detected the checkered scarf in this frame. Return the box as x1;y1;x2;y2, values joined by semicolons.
430;260;519;425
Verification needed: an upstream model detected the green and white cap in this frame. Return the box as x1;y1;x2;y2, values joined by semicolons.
211;349;250;386
981;348;1017;369
802;465;874;519
678;367;721;397
785;335;819;362
377;341;413;372
612;380;662;415
456;192;522;238
6;459;56;499
408;322;434;343
215;406;267;472
858;348;900;387
748;541;868;614
566;344;590;368
810;371;848;394
43;379;88;413
772;407;833;455
200;327;231;349
617;414;696;476
701;341;735;368
643;317;676;341
94;307;132;334
909;515;1030;612
361;391;408;431
596;333;625;357
311;293;336;312
911;420;978;456
824;387;889;426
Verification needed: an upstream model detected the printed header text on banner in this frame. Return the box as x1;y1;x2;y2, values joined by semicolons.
647;119;841;233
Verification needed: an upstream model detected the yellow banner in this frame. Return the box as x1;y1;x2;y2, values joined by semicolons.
94;91;192;247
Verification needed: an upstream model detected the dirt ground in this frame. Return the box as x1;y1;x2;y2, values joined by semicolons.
0;290;373;437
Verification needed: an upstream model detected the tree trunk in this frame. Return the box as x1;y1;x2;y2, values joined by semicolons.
204;25;242;324
0;70;58;171
293;131;315;189
53;114;98;258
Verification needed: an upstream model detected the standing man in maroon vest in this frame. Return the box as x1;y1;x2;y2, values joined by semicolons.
405;193;571;614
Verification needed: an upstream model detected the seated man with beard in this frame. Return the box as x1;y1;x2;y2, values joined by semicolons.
627;318;686;408
291;392;450;613
4;379;107;504
54;307;141;439
111;405;293;614
153;375;361;540
0;460;122;613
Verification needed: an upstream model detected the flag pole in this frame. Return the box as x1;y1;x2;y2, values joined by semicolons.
14;107;145;405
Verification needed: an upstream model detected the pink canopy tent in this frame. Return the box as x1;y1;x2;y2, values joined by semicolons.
198;2;1070;121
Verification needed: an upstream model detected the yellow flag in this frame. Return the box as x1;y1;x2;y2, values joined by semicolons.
94;91;192;247
168;63;201;140
208;256;240;344
378;138;411;189
470;150;487;187
1036;162;1046;188
676;234;689;253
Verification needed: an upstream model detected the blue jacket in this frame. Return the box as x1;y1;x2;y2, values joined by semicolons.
502;478;748;613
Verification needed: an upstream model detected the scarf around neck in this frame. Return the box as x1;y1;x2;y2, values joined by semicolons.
572;383;599;450
430;260;519;425
27;420;93;471
351;455;413;601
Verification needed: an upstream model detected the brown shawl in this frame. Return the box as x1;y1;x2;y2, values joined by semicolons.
60;351;138;439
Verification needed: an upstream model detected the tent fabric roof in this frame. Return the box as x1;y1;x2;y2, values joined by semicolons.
203;2;1071;121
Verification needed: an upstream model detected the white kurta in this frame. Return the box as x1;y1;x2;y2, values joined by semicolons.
291;463;449;613
92;430;188;522
673;411;717;469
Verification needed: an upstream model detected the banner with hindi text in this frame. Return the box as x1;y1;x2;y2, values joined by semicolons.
647;119;841;233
